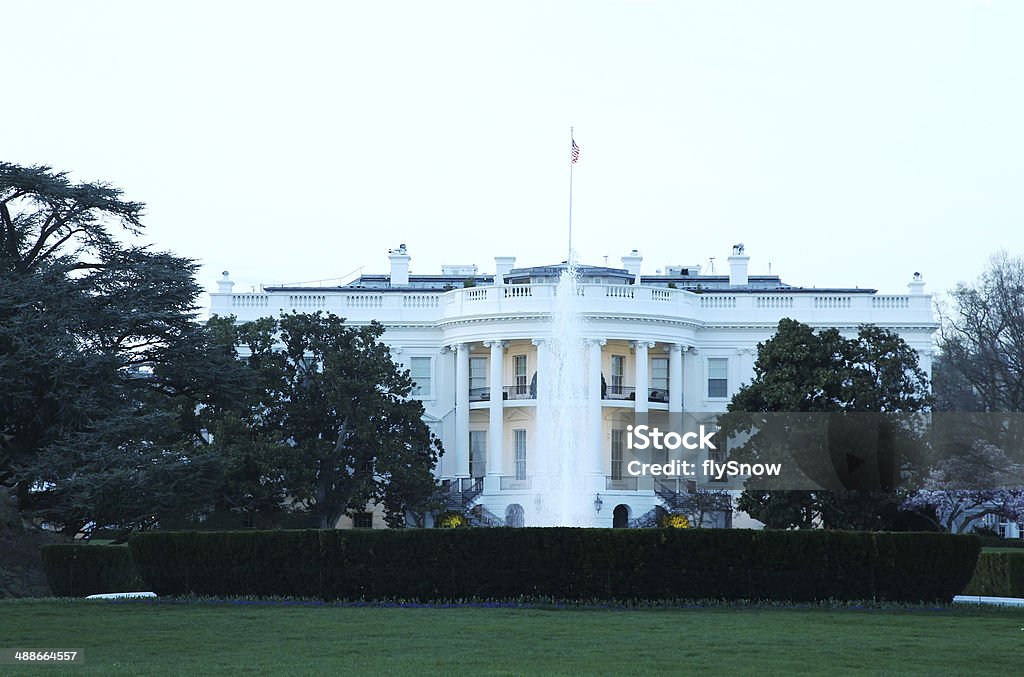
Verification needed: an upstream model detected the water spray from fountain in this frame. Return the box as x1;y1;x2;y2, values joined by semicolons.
532;254;591;526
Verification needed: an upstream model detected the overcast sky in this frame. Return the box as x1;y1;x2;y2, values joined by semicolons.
5;1;1021;306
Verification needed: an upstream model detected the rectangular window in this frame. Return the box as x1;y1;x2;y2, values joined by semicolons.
352;512;373;529
514;429;527;480
469;430;487;479
611;429;624;480
610;355;624;395
469;356;487;398
708;358;728;398
410;357;431;397
651;357;669;392
514;355;527;395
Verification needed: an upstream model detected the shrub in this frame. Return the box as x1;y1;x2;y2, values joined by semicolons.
436;512;467;528
975;534;1024;549
962;551;1024;597
127;529;980;603
661;513;690;529
41;545;143;597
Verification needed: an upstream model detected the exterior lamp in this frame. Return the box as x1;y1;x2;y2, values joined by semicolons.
594;493;603;513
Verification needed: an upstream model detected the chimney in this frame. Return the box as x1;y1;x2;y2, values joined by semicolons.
494;256;516;285
389;244;410;286
728;243;749;287
216;271;235;294
907;272;926;295
621;249;643;285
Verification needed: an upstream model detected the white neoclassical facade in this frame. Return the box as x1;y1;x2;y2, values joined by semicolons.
209;244;937;529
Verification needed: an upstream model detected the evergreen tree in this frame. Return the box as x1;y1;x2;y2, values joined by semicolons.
720;319;932;529
1;163;245;536
208;312;443;528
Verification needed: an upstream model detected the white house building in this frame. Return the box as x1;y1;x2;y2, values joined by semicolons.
209;244;937;529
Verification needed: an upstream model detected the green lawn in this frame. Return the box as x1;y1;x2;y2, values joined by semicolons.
2;600;1021;675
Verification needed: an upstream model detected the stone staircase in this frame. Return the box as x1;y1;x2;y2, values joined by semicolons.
441;478;483;513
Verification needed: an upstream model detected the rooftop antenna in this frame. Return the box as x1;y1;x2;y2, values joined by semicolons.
707;257;716;274
603;255;608;266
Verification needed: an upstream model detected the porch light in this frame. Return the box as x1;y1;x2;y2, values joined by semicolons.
594;493;603;513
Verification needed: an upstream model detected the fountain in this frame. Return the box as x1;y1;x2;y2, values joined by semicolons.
531;262;596;526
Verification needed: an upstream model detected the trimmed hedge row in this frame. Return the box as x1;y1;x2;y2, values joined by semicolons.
114;529;981;603
962;551;1024;597
41;545;143;597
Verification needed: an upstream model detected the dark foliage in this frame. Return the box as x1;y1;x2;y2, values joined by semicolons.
202;313;443;529
721;319;933;529
120;529;979;603
41;545;142;597
963;551;1024;597
1;163;249;536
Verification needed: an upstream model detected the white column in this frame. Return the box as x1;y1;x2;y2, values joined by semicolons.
532;338;547;405
736;348;753;392
532;338;548;483
669;344;684;413
632;341;651;413
485;340;506;478
918;349;934;392
588;339;606;477
454;343;470;478
683;346;700;411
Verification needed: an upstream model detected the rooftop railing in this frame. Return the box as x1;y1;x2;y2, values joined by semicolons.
211;283;935;326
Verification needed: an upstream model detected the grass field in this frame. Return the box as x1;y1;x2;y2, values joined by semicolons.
2;600;1022;675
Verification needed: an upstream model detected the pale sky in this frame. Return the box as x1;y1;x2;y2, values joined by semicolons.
5;1;1022;305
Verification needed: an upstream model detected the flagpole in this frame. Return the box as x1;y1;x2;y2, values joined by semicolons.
568;126;574;265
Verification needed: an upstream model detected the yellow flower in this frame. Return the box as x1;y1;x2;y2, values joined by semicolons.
438;513;467;528
663;513;690;529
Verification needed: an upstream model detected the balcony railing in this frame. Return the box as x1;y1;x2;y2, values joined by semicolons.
503;384;535;400
606;476;638;491
469;387;506;402
647;388;669;404
500;476;532;490
475;383;670;404
442;477;483;494
603;386;670;403
604;385;635;400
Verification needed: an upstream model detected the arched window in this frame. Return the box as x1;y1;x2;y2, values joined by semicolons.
505;503;525;528
613;504;631;528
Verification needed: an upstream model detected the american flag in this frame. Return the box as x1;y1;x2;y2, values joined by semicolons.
571;138;580;164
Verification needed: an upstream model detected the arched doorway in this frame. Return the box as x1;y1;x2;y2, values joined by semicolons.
613;504;630;528
505;503;525;528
